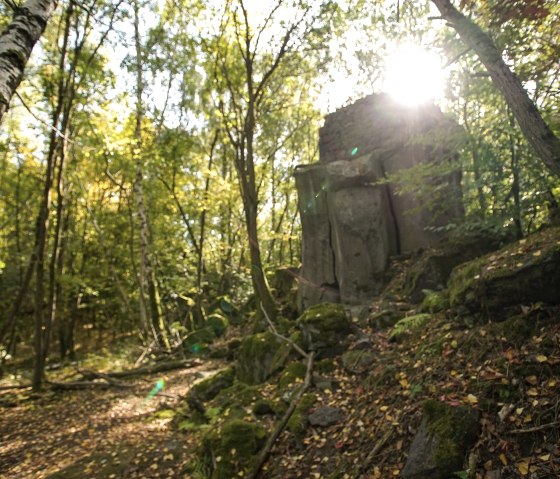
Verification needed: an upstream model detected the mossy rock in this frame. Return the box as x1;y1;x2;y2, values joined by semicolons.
402;400;480;479
236;332;290;385
448;227;560;319
341;349;376;374
420;290;449;313
214;382;262;411
206;314;229;337
403;227;511;303
389;314;431;343
287;393;317;438
184;326;216;352
200;419;267;479
187;367;235;406
315;358;336;374
369;309;404;330
252;398;286;417
297;303;352;357
278;361;307;389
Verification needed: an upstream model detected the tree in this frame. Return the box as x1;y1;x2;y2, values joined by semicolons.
0;0;56;123
431;0;560;177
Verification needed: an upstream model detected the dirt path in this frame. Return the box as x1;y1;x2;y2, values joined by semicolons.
0;361;219;479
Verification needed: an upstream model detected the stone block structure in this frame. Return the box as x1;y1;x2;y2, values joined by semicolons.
295;93;463;309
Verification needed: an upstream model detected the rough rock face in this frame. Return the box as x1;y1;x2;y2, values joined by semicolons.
296;94;463;309
402;400;480;479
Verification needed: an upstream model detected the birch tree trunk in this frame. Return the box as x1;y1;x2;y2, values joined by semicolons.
431;0;560;177
0;0;56;123
132;0;166;348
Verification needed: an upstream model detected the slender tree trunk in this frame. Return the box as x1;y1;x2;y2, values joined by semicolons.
32;3;72;390
133;0;166;348
431;0;560;177
0;0;57;123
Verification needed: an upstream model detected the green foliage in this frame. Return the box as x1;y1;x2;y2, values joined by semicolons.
389;314;431;343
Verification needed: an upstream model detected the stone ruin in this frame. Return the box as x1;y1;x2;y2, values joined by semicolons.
295;93;463;310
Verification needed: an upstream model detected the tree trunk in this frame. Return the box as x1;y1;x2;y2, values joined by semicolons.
0;0;56;123
431;0;560;177
133;0;166;348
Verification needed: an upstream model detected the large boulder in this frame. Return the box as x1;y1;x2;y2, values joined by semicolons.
235;332;290;385
199;420;267;479
402;400;480;479
448;227;560;318
297;303;352;357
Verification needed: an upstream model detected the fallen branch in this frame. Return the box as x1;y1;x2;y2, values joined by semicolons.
47;380;134;390
0;384;32;391
79;359;199;380
248;351;315;479
509;422;559;434
359;427;393;474
260;302;308;359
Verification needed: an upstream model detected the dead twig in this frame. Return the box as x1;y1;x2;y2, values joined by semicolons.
260;302;308;359
509;422;559;434
359;427;393;475
248;351;315;479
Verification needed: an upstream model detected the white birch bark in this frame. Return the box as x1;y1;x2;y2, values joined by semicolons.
0;0;56;123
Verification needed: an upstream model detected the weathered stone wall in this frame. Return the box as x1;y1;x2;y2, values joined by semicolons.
296;93;463;310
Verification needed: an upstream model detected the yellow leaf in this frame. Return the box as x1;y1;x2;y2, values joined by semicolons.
547;379;557;388
499;453;508;466
517;460;530;475
399;379;409;388
538;454;550;461
523;414;532;423
379;405;389;412
373;466;381;478
527;388;538;397
535;354;548;363
466;394;478;404
163;453;174;461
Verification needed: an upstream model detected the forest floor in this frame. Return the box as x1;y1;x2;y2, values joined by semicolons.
0;358;223;479
2;306;560;479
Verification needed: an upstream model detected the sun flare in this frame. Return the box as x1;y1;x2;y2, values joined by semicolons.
384;43;445;106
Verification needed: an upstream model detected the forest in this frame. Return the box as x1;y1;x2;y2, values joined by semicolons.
0;0;559;478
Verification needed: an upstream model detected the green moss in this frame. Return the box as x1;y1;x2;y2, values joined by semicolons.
215;382;262;410
420;290;449;313
278;361;307;389
188;367;235;404
315;358;336;374
206;314;229;337
389;314;431;343
287;393;316;438
422;400;479;471
184;326;216;351
200;419;267;479
236;332;289;384
341;349;376;374
297;303;351;356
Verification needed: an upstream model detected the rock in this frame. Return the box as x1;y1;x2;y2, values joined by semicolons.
342;349;376;374
278;362;307;389
199;419;267;479
388;314;431;343
402;400;480;479
206;314;229;337
308;406;344;427
183;326;215;352
448;227;560;319
369;308;404;330
403;228;511;303
187;367;235;408
297;303;352;357
295;93;463;310
287;393;317;438
312;374;338;391
235;332;290;385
